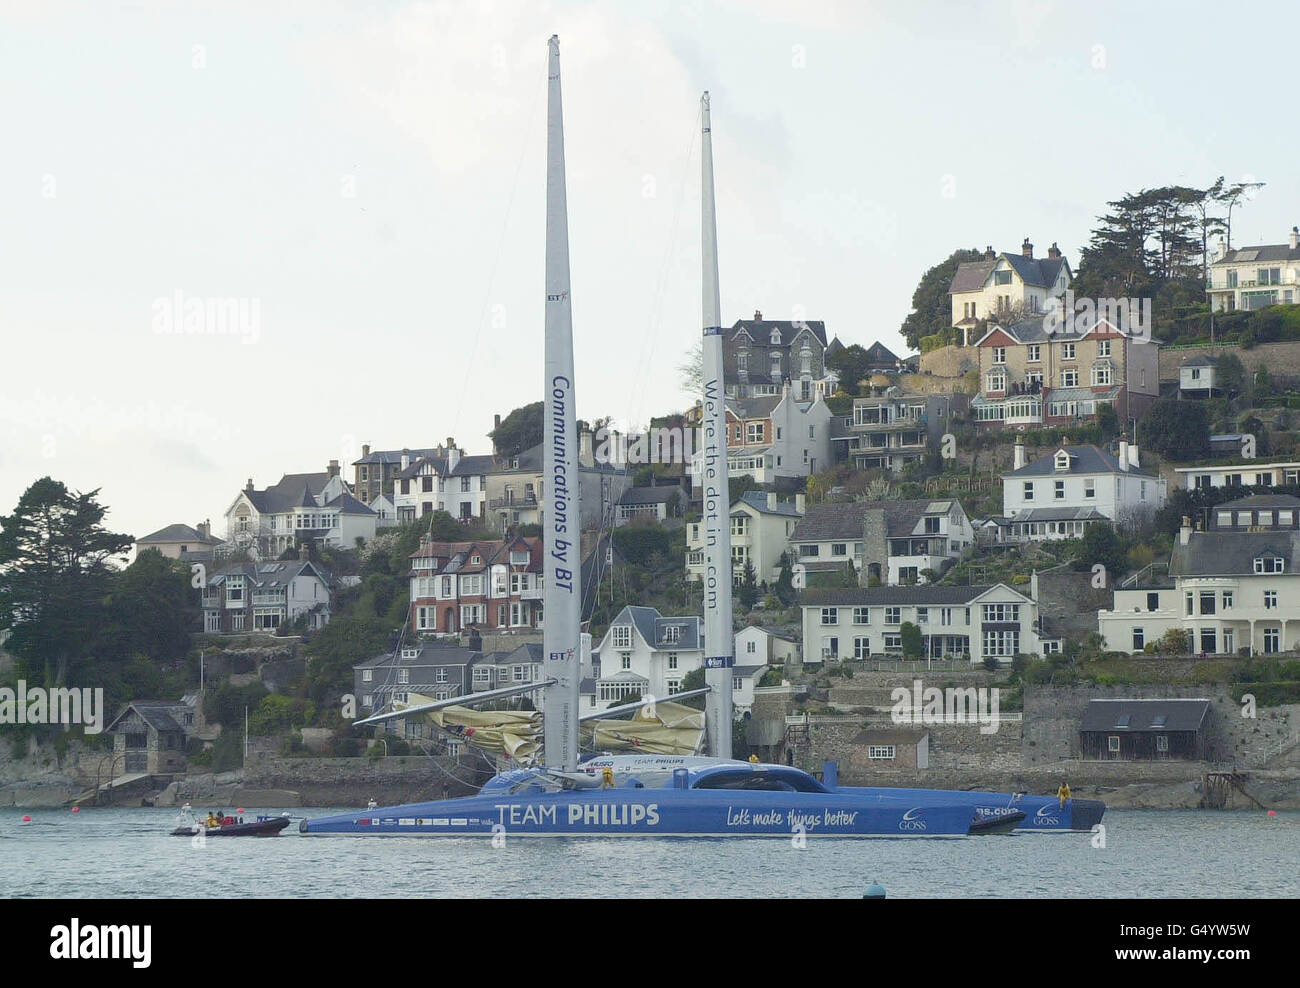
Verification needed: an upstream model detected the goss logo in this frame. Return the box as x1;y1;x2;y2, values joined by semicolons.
1034;805;1061;826
898;807;928;832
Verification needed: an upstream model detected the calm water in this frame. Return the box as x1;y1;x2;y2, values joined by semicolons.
1;807;1295;898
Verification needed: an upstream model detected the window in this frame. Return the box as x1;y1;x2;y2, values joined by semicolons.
832;542;847;556
1092;365;1111;387
1060;370;1078;387
916;608;928;625
1185;592;1194;616
799;544;820;558
994;270;1012;286
1026;344;1041;362
868;745;896;759
731;516;748;537
1084;479;1095;499
398;668;410;684
884;607;901;625
1061;342;1076;360
852;607;870;625
1199;591;1216;615
940;608;953;626
986;369;1007;392
883;634;902;652
1132;628;1144;651
1097;339;1111;357
1255;556;1284;574
662;625;681;645
1146;592;1159;612
620;653;631;670
982;630;1019;656
1108;736;1120;753
746;422;763;444
854;637;870;659
1222;590;1233;609
982;603;1021;622
746;640;756;654
1264;591;1278;610
1054;480;1065;500
1200;628;1216;654
1023;481;1034;501
362;669;373;682
1156;735;1169;752
1264;628;1280;653
612;625;631;648
821;637;839;659
667;653;678;669
993;346;1006;364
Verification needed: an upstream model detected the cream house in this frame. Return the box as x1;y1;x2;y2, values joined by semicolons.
589;606;705;712
1207;228;1300;312
949;240;1071;340
1098;498;1300;656
687;491;804;585
224;465;375;559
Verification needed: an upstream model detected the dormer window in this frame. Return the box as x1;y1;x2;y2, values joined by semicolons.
471;555;481;565
769;327;781;345
662;625;680;645
612;625;631;648
1054;450;1072;471
1254;555;1284;574
401;647;419;659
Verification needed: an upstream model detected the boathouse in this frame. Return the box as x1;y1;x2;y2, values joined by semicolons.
106;701;191;774
1079;698;1211;760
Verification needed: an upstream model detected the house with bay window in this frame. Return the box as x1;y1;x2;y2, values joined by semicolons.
353;644;481;738
391;439;494;523
1098;497;1300;656
949;240;1072;341
223;463;376;558
407;535;543;636
690;387;833;484
200;552;335;634
801;583;1052;665
723;310;837;401
589;606;705;712
1207;228;1300;312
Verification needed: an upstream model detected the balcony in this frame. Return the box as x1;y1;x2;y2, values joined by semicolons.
251;591;286;606
490;495;539;510
519;586;543;600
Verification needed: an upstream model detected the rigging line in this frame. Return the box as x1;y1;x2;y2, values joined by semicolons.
624;103;701;429
449;79;541;440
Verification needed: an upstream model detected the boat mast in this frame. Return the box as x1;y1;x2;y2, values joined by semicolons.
699;91;734;759
542;34;582;773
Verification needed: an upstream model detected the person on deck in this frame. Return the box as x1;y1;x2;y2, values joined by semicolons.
1057;782;1072;809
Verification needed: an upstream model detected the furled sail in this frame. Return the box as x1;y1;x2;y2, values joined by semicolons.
581;701;705;756
402;695;542;765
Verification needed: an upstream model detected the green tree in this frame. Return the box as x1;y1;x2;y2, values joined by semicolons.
101;549;196;663
737;561;758;612
1139;399;1209;460
489;402;544;457
775;551;795;605
679;667;706;709
304;613;394;705
824;344;873;396
899;249;984;351
0;478;132;687
1215;353;1245;396
1078;523;1128;581
899;622;923;660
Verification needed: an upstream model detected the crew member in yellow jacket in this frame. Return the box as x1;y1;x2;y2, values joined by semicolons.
1057;782;1072;809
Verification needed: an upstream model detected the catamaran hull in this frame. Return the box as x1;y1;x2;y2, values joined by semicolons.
299;789;980;838
836;787;1105;832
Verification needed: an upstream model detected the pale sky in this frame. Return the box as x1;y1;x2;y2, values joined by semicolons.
2;0;1294;544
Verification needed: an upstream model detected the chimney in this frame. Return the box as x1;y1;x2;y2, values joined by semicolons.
197;520;208;540
579;429;594;468
1013;437;1026;471
299;541;310;561
753;309;763;321
246;477;254;493
1216;235;1228;260
795;492;806;513
1291;226;1299;250
766;491;777;511
361;443;370;458
1180;516;1192;546
401;448;410;470
1128;443;1139;468
1117;435;1129;471
446;440;460;474
494;413;502;430
1047;242;1061;260
328;459;340;478
1021;237;1033;259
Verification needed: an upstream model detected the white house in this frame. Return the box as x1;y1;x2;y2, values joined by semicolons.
734;625;800;666
200;554;335;633
690;387;833;485
615;486;683;526
731;664;769;714
801;583;1053;664
1098;498;1300;656
392;441;494;523
1174;460;1300;491
1178;355;1218;398
999;439;1166;540
789;498;973;586
687;491;804;585
589;606;705;712
224;465;376;559
1207;228;1300;312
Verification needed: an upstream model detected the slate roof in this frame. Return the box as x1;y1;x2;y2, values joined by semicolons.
727;396;783;420
732;665;767;678
1181;355;1217;367
242;472;337;513
1080;699;1210;733
1005;507;1110;523
1006;444;1159;479
852;727;929;745
354;644;481;670
352;447;440;466
789;498;956;541
137;523;223;545
107;702;186;734
323;492;376;515
736;491;802;517
949;253;1069;294
619;486;679;506
1215;494;1300;511
728;318;828;347
607;605;704;650
1212;242;1300;265
803;584;1027;606
207;560;335;591
1169;530;1300;577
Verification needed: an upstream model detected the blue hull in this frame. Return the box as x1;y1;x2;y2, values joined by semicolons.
836;786;1105;832
301;788;978;838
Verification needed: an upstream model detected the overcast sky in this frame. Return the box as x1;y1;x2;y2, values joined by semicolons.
2;0;1294;545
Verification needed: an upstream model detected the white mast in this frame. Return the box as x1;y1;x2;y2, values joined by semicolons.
699;91;734;759
542;34;582;773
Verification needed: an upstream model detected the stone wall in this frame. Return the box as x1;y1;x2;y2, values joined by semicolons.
917;344;979;380
1159;341;1300;383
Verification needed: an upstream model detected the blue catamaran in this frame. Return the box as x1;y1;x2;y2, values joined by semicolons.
299;38;1101;840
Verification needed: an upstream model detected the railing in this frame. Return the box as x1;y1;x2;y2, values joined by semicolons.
489;496;539;510
519;587;543;600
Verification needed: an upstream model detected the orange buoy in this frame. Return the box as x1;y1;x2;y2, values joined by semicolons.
71;806;80;813
21;814;31;822
1268;810;1277;816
